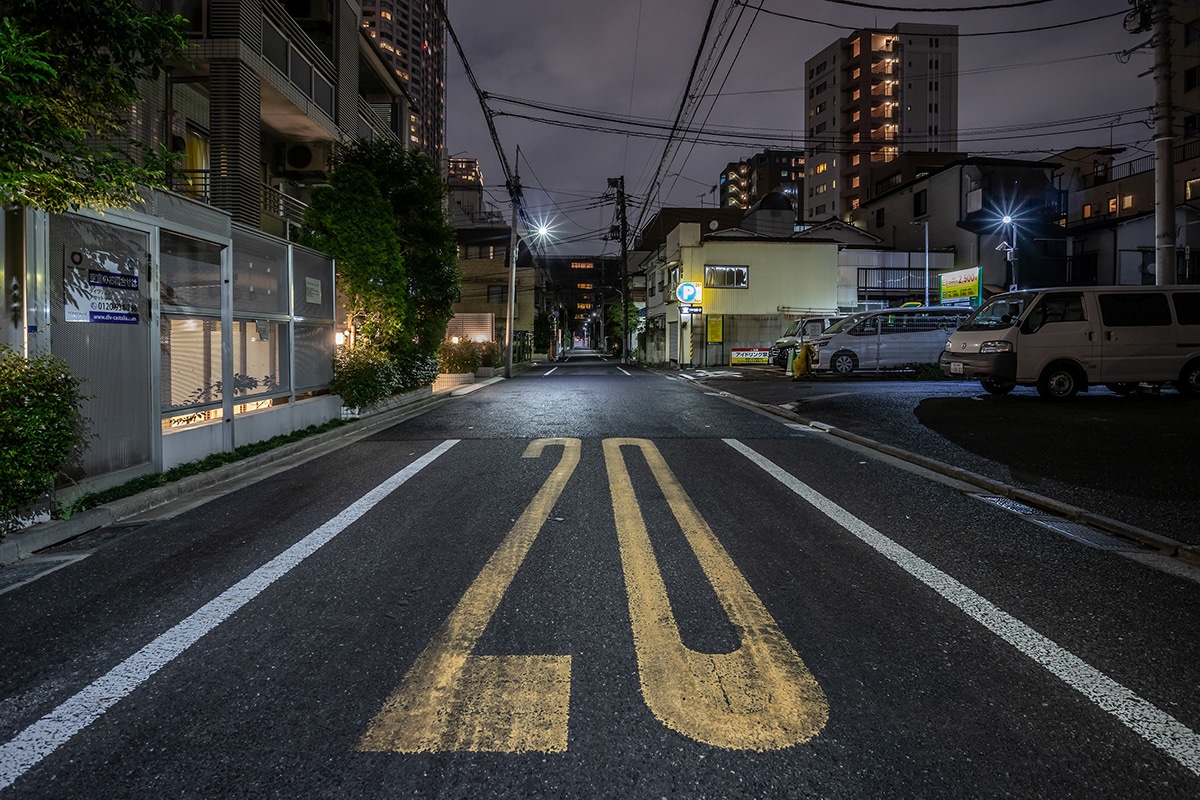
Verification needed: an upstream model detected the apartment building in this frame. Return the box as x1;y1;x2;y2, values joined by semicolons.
717;149;805;211
359;0;447;160
2;0;411;493
804;23;958;222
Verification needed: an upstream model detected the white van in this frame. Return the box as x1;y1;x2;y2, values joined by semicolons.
939;286;1200;399
768;315;842;368
811;306;972;374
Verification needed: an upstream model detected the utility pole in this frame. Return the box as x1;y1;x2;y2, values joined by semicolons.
504;149;521;378
1129;0;1177;285
1151;0;1176;285
609;176;630;363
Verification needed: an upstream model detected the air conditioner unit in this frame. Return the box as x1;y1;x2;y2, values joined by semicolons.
282;142;329;174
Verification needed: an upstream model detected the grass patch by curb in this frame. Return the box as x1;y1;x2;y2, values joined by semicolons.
64;418;351;517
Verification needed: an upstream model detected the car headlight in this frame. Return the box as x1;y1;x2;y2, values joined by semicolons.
980;340;1013;353
944;340;953;351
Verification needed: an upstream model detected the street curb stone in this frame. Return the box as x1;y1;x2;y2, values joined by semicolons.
0;390;452;566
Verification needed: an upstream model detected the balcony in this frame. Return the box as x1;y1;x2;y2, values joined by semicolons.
168;169;310;239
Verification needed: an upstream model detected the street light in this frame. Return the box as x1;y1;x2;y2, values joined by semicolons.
909;220;930;305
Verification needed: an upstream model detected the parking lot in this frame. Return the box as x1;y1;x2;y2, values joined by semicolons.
691;364;1199;545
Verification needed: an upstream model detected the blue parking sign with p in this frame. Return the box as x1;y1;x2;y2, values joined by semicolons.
676;282;702;304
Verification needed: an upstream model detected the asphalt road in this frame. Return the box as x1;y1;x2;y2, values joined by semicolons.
1;352;1198;798
696;364;1200;546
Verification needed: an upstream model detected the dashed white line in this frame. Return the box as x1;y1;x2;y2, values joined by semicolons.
724;438;1200;778
618;367;632;376
543;367;558;376
0;440;460;791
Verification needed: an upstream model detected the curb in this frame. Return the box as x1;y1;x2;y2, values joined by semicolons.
0;391;453;566
699;383;1195;565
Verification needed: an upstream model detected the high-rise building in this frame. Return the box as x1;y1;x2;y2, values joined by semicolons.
804;23;958;221
717;149;805;211
360;0;447;160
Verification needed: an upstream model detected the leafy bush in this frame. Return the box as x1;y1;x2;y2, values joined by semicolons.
437;339;485;374
480;340;503;368
0;346;89;535
330;345;438;409
911;362;948;380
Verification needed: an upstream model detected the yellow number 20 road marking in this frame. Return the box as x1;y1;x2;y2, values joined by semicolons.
359;437;826;754
358;438;581;754
604;438;829;751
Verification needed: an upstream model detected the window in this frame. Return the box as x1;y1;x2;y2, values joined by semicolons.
1108;197;1118;214
1188;178;1200;201
577;282;593;290
814;163;827;174
875;208;885;228
812;101;827;115
1098;293;1171;327
1021;293;1086;334
913;189;927;217
851;175;860;189
487;285;506;304
704;265;749;289
1173;292;1200;324
1122;194;1134;210
1083;204;1093;219
1186;67;1199;93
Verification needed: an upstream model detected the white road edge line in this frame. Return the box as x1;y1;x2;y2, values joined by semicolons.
544;367;558;376
0;439;460;791
618;367;632;376
724;438;1200;778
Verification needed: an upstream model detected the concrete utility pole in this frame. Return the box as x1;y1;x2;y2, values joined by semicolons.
504;152;521;378
1151;0;1176;285
617;177;630;364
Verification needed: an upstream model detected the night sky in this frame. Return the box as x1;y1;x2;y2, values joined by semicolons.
444;0;1157;254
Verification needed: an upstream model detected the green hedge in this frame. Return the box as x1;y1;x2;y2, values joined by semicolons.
0;346;89;535
329;346;438;409
437;339;501;374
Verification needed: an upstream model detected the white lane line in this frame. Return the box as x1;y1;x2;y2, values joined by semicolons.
618;367;632;376
544;367;558;376
0;440;459;791
724;438;1200;778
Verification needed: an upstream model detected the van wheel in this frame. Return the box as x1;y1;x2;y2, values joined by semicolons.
1177;359;1200;397
1104;382;1138;396
831;351;857;375
1037;362;1083;400
980;378;1014;395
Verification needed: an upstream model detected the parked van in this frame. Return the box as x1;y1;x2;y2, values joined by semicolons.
939;286;1200;399
768;315;842;368
811;306;972;374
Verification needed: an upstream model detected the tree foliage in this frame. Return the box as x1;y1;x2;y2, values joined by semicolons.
333;139;461;356
298;164;407;346
0;0;189;213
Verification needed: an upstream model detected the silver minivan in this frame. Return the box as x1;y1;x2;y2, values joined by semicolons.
939;286;1200;399
811;306;971;374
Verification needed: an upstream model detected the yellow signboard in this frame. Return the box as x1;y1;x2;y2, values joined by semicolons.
940;267;982;302
707;315;723;344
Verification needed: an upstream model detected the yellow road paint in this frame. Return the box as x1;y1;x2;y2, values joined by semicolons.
603;438;829;751
358;438;580;753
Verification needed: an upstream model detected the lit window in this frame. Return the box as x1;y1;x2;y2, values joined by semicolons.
704;265;749;289
1108;197;1118;213
1122;194;1134;210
